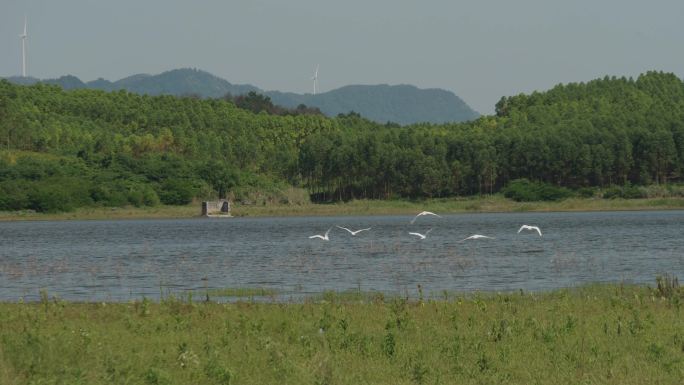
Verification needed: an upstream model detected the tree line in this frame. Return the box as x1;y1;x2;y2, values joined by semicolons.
0;71;683;212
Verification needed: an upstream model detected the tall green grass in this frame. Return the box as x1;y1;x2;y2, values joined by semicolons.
1;284;682;384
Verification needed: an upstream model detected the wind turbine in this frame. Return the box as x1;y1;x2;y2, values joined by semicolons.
20;16;28;77
311;64;319;95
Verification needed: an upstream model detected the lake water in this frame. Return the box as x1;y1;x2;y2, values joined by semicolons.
1;211;683;302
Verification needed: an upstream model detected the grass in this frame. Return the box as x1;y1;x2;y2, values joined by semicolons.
204;287;280;298
1;195;684;221
1;284;682;384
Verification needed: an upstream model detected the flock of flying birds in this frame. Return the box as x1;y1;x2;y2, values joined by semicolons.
309;211;543;242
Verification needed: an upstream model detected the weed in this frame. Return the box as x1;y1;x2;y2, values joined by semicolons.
656;274;680;299
410;359;429;385
476;352;490;373
382;331;396;358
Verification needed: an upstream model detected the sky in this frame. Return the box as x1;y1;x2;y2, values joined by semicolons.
1;0;683;114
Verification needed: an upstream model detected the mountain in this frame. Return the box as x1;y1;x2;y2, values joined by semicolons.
4;68;479;124
266;85;479;124
103;69;260;98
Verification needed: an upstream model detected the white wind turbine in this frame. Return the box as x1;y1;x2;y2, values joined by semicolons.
20;16;28;77
311;64;319;95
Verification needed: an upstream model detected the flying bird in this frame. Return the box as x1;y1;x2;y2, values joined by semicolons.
336;226;371;235
459;234;494;242
410;211;442;224
309;227;332;241
409;229;433;240
518;225;542;237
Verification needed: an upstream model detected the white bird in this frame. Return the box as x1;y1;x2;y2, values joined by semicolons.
409;229;433;240
336;226;371;235
410;211;442;224
459;234;494;242
309;227;332;241
518;225;542;237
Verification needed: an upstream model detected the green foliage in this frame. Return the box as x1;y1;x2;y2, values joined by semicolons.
502;179;572;202
2;71;684;211
575;187;597;198
602;184;645;199
0;180;29;210
157;179;195;205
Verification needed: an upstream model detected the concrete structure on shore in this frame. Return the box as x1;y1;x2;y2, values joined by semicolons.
202;199;232;217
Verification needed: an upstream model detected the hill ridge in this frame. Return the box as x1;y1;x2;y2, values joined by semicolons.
4;68;479;124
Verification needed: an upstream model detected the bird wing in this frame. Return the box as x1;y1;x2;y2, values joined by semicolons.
352;228;371;235
460;234;492;241
422;211;441;218
408;232;424;239
336;226;353;234
309;235;323;239
324;227;332;237
517;225;526;234
534;227;542;236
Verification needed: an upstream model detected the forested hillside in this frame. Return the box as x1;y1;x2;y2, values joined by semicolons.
6;69;480;124
6;69;261;97
1;71;683;212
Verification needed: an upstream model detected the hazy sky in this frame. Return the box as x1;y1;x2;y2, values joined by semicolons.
1;0;683;113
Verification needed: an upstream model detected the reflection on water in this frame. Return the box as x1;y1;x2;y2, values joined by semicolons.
1;210;683;301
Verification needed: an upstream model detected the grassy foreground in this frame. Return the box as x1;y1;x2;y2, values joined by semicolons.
1;285;682;384
1;195;684;221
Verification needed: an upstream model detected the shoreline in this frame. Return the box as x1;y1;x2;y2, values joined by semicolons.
1;196;683;221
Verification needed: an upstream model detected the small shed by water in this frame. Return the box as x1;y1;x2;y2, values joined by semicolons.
202;199;232;217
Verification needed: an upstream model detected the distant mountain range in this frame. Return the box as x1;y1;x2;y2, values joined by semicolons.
5;68;480;124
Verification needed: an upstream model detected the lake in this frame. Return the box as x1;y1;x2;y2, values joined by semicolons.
1;210;682;301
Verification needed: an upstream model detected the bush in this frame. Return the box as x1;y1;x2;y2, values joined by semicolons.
638;185;669;198
0;181;29;210
89;178;162;207
601;186;623;199
502;179;572;202
622;184;645;199
140;185;160;206
157;179;195;205
575;187;597;198
90;184;129;206
28;184;75;213
667;184;684;197
602;184;646;199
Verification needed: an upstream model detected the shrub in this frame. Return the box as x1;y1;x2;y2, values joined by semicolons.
656;274;680;299
666;184;684;197
141;185;160;206
0;181;29;210
28;184;75;212
622;184;644;199
602;184;646;199
90;184;129;206
639;185;669;198
157;179;195;205
602;186;623;199
502;179;572;202
125;184;160;207
575;187;597;198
